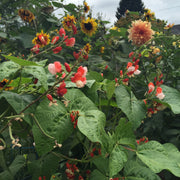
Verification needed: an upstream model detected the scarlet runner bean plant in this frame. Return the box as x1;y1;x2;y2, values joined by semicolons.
0;1;180;180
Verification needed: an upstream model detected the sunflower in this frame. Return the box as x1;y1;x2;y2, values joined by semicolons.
32;30;50;47
128;20;155;46
62;14;76;31
80;17;97;36
84;2;90;13
144;9;155;21
0;79;14;91
83;43;91;54
18;9;35;23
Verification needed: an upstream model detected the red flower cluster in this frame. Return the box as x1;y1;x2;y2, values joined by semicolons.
136;137;149;145
71;66;87;88
38;176;46;180
147;74;165;100
70;111;79;128
57;81;67;97
31;44;40;54
147;101;167;117
48;61;62;75
65;161;79;180
90;147;101;157
51;36;59;44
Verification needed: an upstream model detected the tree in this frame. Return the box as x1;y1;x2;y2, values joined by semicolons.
116;0;145;20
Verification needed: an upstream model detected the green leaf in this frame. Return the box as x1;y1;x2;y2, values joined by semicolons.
22;66;48;90
32;98;72;155
0;151;7;171
0;91;37;125
0;155;25;180
161;85;180;114
28;153;59;179
92;156;109;175
124;160;161;180
113;118;136;148
9;77;32;87
87;71;103;82
78;110;107;145
115;85;146;129
64;3;77;12
64;88;98;112
0;61;21;81
2;55;40;66
14;33;35;48
52;2;63;8
103;80;115;100
109;145;128;177
90;169;108;180
136;141;180;177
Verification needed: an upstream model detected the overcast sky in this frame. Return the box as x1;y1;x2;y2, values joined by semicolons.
56;0;180;27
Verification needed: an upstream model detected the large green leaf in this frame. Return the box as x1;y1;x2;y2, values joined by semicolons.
90;169;108;180
64;88;98;111
0;155;25;180
124;160;161;180
115;85;146;129
0;61;21;81
103;80;116;100
32;98;72;155
136;141;180;177
109;145;128;177
22;66;48;90
28;153;59;179
113;118;136;149
0;91;37;125
161;85;180;114
2;55;40;66
92;156;109;175
78;110;107;145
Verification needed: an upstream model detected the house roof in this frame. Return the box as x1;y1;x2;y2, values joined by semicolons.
171;24;180;35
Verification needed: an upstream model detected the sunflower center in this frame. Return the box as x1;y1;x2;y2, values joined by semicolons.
84;22;93;30
0;81;7;87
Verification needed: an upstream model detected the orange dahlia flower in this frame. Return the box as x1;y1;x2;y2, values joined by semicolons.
128;20;154;46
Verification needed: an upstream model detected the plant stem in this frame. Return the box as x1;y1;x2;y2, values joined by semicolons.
30;113;55;139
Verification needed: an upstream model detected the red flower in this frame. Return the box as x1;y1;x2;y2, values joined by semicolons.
83;54;88;60
59;28;66;37
156;87;165;100
57;81;67;97
31;44;40;54
129;51;134;58
51;36;59;44
73;51;80;60
148;82;155;93
120;70;123;77
47;94;53;101
105;65;108;70
71;66;87;88
52;46;62;54
65;37;75;47
64;63;71;72
78;175;84;180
